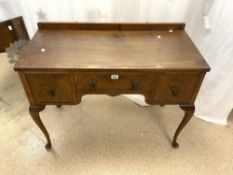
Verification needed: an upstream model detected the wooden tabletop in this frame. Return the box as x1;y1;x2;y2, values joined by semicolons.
14;23;210;71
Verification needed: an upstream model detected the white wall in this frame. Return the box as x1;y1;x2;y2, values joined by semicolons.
0;0;192;38
185;0;233;124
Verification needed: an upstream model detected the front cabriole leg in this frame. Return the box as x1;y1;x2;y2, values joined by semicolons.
172;104;195;148
29;105;52;149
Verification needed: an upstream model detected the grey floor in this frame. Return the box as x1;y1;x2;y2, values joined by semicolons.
0;53;233;175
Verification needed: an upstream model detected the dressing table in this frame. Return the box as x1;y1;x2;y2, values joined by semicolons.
14;22;210;149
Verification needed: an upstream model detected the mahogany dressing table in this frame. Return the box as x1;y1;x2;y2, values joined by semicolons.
14;22;210;149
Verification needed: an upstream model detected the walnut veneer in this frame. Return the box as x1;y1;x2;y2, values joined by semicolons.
14;22;210;149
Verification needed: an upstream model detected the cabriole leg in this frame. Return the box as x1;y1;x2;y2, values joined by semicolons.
29;105;51;149
172;104;195;148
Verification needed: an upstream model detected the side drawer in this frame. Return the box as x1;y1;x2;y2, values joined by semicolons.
74;72;153;91
25;73;75;103
151;73;200;104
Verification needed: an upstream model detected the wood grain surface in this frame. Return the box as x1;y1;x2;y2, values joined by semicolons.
14;23;210;71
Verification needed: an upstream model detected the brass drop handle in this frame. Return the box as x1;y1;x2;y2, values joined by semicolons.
47;87;55;97
88;79;97;89
131;80;140;90
171;86;179;96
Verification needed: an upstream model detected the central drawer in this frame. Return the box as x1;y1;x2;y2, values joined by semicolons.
74;72;152;91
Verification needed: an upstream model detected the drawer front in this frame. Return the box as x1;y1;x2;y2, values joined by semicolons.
151;74;199;103
75;72;152;91
26;73;75;103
